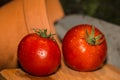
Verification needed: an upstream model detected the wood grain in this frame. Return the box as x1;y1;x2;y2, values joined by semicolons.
0;0;64;70
0;61;120;80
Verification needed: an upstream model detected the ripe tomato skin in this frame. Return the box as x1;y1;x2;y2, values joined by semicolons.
62;24;107;71
18;33;61;76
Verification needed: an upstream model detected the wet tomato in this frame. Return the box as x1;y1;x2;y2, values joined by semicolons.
18;29;61;76
62;24;107;71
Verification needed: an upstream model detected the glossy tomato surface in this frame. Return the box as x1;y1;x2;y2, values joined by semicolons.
18;33;61;76
62;24;107;71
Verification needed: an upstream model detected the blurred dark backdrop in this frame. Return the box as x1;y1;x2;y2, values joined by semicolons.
60;0;120;25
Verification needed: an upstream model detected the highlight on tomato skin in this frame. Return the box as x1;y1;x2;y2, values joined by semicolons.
62;24;107;71
17;29;61;76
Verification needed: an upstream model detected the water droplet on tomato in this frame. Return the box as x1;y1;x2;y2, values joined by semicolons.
38;50;47;59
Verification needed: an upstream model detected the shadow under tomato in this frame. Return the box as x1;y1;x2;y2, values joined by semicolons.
62;56;108;72
18;60;61;77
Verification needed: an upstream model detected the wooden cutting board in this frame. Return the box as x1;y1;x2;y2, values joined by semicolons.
0;61;120;80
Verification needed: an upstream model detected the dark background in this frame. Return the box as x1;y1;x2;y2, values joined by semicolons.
60;0;120;26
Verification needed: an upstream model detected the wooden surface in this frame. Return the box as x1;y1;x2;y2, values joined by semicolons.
0;0;64;70
0;61;120;80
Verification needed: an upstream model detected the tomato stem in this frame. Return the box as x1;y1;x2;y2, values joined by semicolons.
85;26;104;45
33;28;55;41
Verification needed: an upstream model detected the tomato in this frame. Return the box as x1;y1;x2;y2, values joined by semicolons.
18;29;61;76
62;24;107;71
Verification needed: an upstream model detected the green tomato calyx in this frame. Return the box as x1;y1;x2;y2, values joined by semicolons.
85;26;104;45
33;28;55;40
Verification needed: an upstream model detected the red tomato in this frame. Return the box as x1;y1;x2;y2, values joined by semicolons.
18;30;61;76
62;24;107;71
